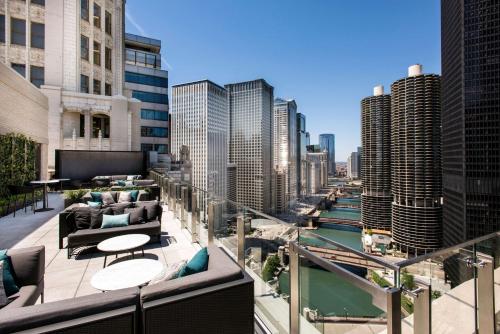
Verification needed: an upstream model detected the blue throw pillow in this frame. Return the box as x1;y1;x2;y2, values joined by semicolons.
128;190;139;202
87;201;101;208
0;250;19;297
90;192;102;203
178;247;209;277
101;213;130;228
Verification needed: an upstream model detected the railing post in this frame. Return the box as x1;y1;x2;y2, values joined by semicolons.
180;186;187;228
207;201;214;245
413;285;431;334
289;242;300;334
477;257;495;334
237;215;245;269
191;189;198;243
386;287;402;334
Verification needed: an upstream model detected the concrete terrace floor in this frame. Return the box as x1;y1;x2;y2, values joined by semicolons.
0;193;200;303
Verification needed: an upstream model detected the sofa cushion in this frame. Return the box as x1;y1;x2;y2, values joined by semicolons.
133;179;155;186
90;192;102;203
125;207;145;225
7;246;45;287
101;192;115;206
136;201;160;221
0;262;7;307
109;202;133;215
87;201;101;208
90;207;113;229
0;250;19;297
67;221;161;247
129;190;139;202
117;191;131;203
111;175;128;181
0;287;140;333
178;247;209;278
73;207;91;229
101;213;130;229
140;246;243;304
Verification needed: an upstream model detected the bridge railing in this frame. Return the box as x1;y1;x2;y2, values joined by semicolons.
149;169;498;334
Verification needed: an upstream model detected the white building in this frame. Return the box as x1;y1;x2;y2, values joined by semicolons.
171;80;228;199
273;98;297;212
347;151;360;179
306;151;328;194
226;79;274;213
0;0;141;174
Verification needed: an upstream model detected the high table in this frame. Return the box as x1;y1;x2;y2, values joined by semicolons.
30;180;59;212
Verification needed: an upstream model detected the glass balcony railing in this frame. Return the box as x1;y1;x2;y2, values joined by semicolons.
149;170;499;334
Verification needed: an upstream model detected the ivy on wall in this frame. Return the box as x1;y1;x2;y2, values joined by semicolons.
0;133;36;198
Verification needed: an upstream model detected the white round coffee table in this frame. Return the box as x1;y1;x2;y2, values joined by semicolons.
91;259;164;291
97;234;150;267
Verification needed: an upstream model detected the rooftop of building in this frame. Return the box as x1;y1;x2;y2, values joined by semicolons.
171;79;226;91
125;33;162;53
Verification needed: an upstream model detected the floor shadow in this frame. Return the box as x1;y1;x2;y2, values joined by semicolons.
107;252;159;266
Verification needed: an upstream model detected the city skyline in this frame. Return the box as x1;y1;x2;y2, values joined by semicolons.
124;0;441;160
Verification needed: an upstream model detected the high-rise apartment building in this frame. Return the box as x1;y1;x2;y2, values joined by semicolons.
391;65;442;254
0;0;141;173
273;98;297;211
347;150;359;179
296;113;307;196
441;0;500;246
226;79;274;213
125;33;169;157
306;151;328;194
361;85;392;231
171;80;228;199
319;134;335;175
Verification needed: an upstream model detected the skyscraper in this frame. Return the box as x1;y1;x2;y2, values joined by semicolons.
442;0;500;246
361;85;392;231
273;98;297;210
391;65;442;254
296;113;307;196
319;134;335;175
0;0;141;173
347;150;359;179
125;33;169;157
171;80;228;199
226;79;274;213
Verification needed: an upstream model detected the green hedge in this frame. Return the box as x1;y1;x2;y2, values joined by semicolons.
0;133;37;198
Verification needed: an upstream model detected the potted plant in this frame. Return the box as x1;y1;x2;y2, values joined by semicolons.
63;189;87;208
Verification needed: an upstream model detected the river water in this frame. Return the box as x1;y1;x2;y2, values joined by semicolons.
279;223;384;318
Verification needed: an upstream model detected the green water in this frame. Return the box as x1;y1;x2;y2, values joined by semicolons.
319;207;361;221
300;226;362;251
279;268;383;317
336;198;361;206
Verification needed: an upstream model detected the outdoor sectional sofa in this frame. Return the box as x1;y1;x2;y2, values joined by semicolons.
0;245;254;334
59;201;163;258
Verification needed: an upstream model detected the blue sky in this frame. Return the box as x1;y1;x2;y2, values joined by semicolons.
125;0;441;161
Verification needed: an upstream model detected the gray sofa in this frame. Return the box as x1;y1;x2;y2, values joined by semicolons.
0;246;45;311
0;246;254;334
59;202;162;258
82;190;151;204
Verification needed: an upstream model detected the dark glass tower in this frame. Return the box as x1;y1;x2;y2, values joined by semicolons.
361;86;392;231
391;65;442;254
442;0;500;246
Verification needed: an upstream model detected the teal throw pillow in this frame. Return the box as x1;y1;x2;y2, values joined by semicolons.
178;247;209;277
117;180;126;187
90;192;102;203
128;190;139;202
101;213;130;229
0;250;19;296
87;201;101;208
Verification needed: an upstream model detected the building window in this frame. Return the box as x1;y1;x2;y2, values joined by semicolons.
105;83;112;96
11;18;26;46
81;0;89;21
125;71;168;88
31;22;44;49
11;63;26;77
93;3;101;29
105;11;112;35
92;114;110;138
93;79;101;94
141;144;167;154
125;49;161;69
0;15;5;43
79;114;85;137
31;0;45;6
30;66;44;88
141;144;153;152
132;91;169;105
93;41;101;65
141;126;168;138
81;35;89;60
105;47;112;70
141;109;168;121
80;74;89;93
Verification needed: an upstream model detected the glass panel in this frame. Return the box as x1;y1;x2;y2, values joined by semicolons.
11;18;26;46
